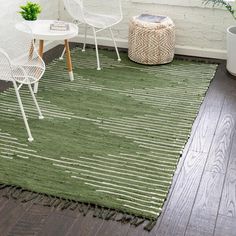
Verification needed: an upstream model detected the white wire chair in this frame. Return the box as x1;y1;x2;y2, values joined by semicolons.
0;23;45;142
62;0;123;70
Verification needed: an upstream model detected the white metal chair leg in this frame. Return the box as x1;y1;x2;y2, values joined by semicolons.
33;82;39;93
28;84;44;120
59;47;66;60
82;24;88;52
92;27;101;70
109;28;121;62
13;81;34;142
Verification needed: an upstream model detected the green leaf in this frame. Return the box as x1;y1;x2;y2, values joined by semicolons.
202;0;236;20
18;1;42;21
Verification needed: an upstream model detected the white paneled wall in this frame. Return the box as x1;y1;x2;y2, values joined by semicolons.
0;0;233;59
0;0;59;52
59;0;235;59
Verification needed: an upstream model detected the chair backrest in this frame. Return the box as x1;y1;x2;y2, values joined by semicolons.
0;22;45;83
0;48;13;82
64;0;123;24
1;22;41;65
63;0;86;23
84;0;122;18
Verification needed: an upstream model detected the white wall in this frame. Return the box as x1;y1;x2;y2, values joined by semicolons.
0;0;59;52
59;0;235;59
0;0;233;59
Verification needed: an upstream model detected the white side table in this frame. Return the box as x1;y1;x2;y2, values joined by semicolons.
15;20;78;93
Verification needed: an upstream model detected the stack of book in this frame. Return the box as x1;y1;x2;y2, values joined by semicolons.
50;21;70;31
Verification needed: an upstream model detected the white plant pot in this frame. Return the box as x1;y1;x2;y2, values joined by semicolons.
227;25;236;76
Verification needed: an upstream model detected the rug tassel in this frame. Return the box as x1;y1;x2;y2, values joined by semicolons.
69;201;79;211
82;204;90;216
48;198;59;207
144;220;157;231
105;210;116;220
130;217;139;225
117;214;132;224
0;184;8;190
41;194;51;206
133;218;145;227
0;183;158;231
123;215;133;224
33;194;45;204
93;205;100;217
22;192;39;203
115;212;124;221
11;187;23;199
78;203;84;213
52;198;62;208
2;186;15;199
61;201;72;210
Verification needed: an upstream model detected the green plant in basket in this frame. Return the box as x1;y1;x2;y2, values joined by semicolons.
19;1;42;21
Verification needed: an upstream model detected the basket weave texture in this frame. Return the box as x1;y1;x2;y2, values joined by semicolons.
128;15;175;65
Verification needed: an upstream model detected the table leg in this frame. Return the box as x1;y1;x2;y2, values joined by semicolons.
38;40;44;59
34;40;44;93
28;39;36;60
64;39;74;81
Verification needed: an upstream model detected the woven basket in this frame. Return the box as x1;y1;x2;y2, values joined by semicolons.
128;15;175;65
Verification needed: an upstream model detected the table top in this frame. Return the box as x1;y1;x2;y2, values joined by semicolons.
15;20;78;41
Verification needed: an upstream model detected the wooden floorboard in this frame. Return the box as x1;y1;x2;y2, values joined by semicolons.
185;171;224;236
37;211;76;236
205;96;236;174
95;219;130;236
153;65;226;236
219;135;236;218
0;199;33;235
7;204;50;236
0;197;8;213
155;151;209;236
214;121;236;236
0;48;236;236
66;212;104;236
214;215;236;236
185;93;236;236
219;168;236;217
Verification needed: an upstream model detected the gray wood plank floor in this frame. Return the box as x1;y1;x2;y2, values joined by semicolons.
0;45;236;236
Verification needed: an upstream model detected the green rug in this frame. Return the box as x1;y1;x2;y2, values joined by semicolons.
0;48;217;228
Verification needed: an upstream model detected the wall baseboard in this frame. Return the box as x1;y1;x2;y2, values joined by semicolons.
174;45;227;60
71;35;227;60
43;36;227;60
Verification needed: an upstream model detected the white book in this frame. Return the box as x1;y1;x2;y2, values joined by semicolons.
50;21;70;31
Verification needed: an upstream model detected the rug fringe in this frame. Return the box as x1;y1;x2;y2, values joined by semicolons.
0;183;157;231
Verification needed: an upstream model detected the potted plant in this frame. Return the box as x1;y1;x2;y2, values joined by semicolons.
203;0;236;76
19;1;42;21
